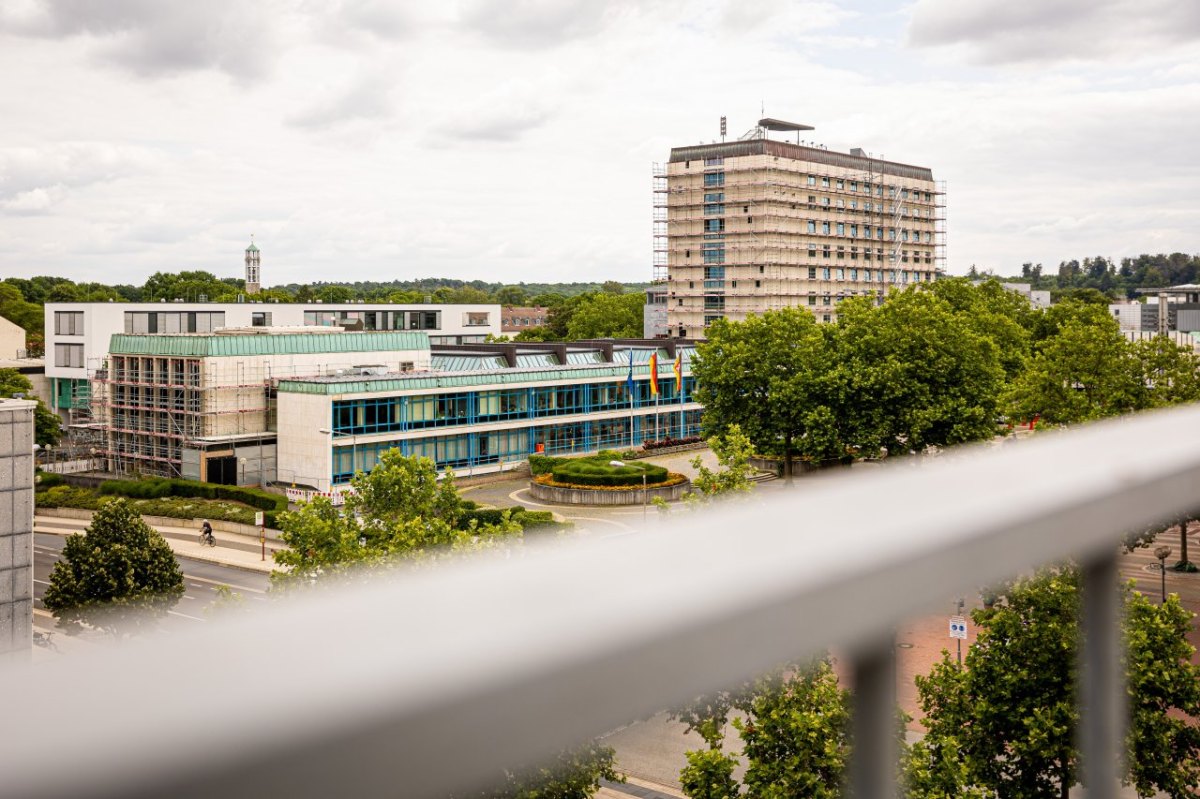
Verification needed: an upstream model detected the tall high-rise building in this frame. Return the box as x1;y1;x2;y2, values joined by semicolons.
245;238;261;295
656;119;944;337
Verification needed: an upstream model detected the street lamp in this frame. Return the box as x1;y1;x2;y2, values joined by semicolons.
1155;545;1173;604
611;460;648;523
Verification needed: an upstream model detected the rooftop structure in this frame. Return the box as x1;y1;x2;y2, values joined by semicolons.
654;120;945;337
244;238;261;296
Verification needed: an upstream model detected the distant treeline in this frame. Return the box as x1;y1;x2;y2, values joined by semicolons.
979;251;1200;302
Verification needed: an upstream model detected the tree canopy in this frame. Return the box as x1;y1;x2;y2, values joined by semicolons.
0;368;61;446
906;569;1200;798
42;498;184;636
272;449;520;586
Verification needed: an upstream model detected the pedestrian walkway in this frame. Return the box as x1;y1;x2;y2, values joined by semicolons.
34;512;282;575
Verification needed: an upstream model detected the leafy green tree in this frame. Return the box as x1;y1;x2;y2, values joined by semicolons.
565;293;644;339
1003;315;1139;424
673;660;856;799
692;308;842;482
906;569;1200;798
272;450;520;586
600;280;625;295
142;270;238;302
1129;335;1200;409
0;283;42;334
836;289;1004;456
684;425;756;502
927;277;1032;380
0;368;62;446
316;284;355;303
476;744;622;799
495;286;529;306
42;498;184;635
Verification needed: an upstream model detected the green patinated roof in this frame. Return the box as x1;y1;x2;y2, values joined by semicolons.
278;359;693;396
246;243;259;252
109;331;430;357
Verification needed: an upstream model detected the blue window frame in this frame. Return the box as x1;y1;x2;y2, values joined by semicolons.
703;172;725;187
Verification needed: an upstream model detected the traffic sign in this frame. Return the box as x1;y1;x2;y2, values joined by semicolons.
949;616;968;640
255;511;264;527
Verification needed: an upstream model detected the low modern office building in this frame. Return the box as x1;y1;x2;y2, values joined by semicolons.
84;327;701;490
44;300;501;422
278;339;700;492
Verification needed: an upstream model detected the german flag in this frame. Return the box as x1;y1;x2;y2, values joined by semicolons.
648;352;659;396
673;353;683;392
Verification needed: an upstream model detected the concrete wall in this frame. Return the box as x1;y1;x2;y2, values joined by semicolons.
0;316;25;359
0;399;35;661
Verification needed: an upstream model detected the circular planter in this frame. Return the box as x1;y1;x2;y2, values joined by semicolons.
528;478;691;506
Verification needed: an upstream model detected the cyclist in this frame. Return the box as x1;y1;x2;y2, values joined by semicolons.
199;519;215;546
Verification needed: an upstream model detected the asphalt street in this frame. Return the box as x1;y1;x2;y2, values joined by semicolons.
33;533;272;641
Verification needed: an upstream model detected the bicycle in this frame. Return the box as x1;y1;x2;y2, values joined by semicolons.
198;530;216;547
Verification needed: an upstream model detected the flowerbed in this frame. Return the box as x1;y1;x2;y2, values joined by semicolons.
533;473;687;491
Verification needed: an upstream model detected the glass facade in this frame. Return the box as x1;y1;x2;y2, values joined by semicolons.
328;377;700;483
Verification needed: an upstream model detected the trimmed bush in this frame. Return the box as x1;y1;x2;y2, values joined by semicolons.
551;457;669;487
97;477;287;514
528;454;569;476
35;471;65;489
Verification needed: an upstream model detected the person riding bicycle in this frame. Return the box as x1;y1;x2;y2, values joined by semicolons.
200;519;214;544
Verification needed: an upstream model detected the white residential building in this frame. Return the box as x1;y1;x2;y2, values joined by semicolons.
44;301;500;419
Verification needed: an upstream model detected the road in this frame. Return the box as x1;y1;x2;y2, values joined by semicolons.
33;533;272;643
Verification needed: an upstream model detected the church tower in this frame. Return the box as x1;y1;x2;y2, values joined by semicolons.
245;237;261;295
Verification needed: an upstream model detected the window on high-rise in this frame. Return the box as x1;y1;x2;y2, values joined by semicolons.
807;176;816;186
807;221;816;233
837;223;845;235
704;219;725;233
704;192;724;202
822;267;831;279
836;180;844;189
704;172;725;187
821;177;830;187
822;222;831;234
808;267;817;279
704;157;724;166
704;204;725;215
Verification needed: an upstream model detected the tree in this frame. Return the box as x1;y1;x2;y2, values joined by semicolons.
1003;314;1138;425
673;660;856;799
1128;335;1200;410
836;289;1005;456
494;286;528;306
600;280;625;295
475;744;622;799
0;368;62;446
692;308;842;483
564;293;644;340
42;499;184;636
272;449;520;586
684;425;756;502
906;569;1200;798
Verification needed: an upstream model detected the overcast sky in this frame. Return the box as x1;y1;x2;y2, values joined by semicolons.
1;0;1197;287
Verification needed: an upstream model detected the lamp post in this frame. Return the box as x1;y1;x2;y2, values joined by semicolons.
610;460;648;523
1155;545;1173;604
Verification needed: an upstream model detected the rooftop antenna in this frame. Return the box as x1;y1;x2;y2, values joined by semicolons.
720;115;727;142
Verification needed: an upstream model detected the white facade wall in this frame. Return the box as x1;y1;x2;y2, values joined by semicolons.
274;392;332;489
0;317;25;360
1109;302;1145;332
44;302;501;382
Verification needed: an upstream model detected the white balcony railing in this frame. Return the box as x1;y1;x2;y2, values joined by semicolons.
6;405;1200;799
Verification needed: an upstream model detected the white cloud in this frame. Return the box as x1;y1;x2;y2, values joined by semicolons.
908;0;1200;65
0;1;1198;285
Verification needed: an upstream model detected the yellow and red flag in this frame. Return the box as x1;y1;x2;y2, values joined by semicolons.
673;353;683;392
648;352;659;396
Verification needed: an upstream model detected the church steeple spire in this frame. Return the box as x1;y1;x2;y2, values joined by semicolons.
244;235;261;295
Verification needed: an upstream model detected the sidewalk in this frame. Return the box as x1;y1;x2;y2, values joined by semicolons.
34;512;283;575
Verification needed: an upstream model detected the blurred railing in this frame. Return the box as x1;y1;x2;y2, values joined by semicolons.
5;406;1200;799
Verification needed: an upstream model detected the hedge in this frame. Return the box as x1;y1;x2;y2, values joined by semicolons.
458;506;570;533
35;471;65;489
35;485;271;526
97;477;286;525
528;454;569;475
551;457;670;488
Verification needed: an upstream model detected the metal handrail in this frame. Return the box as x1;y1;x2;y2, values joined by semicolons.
6;405;1200;799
